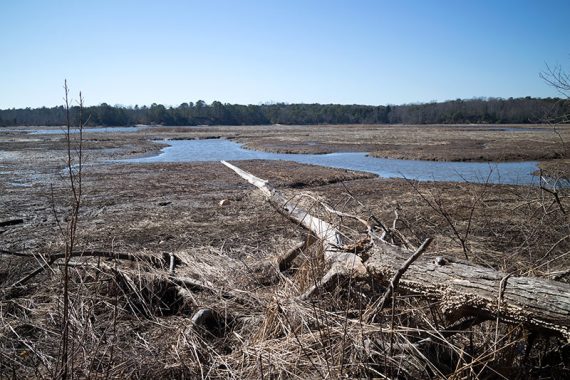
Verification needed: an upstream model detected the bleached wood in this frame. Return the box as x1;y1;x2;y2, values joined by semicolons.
367;243;570;339
221;160;343;246
221;161;367;292
221;160;570;339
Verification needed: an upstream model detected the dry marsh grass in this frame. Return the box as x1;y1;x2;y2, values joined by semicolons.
2;168;569;379
1;126;569;378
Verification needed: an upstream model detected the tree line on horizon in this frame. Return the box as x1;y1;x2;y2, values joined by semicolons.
1;97;568;127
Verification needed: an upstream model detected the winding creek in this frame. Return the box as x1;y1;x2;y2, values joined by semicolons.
122;139;540;185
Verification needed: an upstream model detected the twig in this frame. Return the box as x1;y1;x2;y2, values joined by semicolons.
405;178;471;260
540;174;566;214
169;252;176;274
364;238;432;322
340;181;392;238
494;274;512;356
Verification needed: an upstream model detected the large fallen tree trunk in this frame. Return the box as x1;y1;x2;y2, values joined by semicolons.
221;160;367;299
367;244;570;338
221;161;570;339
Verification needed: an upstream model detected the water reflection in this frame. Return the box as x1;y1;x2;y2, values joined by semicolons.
123;139;539;185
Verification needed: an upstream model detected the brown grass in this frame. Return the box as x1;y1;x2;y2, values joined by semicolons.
1;126;569;378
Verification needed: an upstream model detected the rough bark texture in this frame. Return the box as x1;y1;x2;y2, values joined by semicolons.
367;243;570;339
221;160;570;340
221;160;367;283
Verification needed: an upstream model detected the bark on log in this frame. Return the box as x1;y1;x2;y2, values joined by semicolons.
367;243;570;339
221;160;367;299
221;161;570;339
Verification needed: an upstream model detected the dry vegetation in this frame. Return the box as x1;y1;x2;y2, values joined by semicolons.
1;123;570;379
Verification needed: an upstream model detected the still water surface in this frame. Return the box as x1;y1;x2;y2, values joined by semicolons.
30;126;144;134
123;139;539;185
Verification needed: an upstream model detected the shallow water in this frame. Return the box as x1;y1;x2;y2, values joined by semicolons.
122;139;540;185
29;126;144;134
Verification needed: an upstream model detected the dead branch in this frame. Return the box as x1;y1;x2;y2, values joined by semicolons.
0;219;24;227
221;160;368;300
277;239;314;272
7;250;172;288
364;238;432;321
367;243;570;339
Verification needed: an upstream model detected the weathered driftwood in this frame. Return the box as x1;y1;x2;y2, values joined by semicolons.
367;243;570;338
221;161;570;339
221;160;367;300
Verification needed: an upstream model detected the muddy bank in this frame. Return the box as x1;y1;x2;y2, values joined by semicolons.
1;124;568;260
7;123;569;163
2;157;567;273
2;126;569;378
234;124;570;162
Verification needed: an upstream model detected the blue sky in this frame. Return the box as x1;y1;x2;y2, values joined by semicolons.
1;0;569;108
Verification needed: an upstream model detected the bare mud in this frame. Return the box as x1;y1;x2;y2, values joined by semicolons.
1;125;569;378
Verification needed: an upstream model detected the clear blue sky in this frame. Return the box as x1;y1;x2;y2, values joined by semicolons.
1;0;569;108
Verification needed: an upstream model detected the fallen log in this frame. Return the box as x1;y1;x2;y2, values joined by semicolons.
367;244;570;339
221;161;570;340
221;160;367;299
6;249;173;288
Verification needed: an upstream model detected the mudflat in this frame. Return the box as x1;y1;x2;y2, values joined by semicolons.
1;124;569;378
1;123;568;269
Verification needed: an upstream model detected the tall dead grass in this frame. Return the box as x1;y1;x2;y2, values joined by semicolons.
1;114;569;378
3;178;568;379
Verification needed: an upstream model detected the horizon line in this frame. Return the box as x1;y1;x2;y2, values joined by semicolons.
1;95;565;110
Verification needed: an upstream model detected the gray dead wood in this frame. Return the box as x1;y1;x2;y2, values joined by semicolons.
367;243;570;339
220;161;570;339
221;160;367;300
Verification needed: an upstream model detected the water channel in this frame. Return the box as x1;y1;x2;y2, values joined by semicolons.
123;139;540;185
29;126;145;134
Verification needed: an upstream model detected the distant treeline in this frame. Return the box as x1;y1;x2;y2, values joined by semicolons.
1;97;568;127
